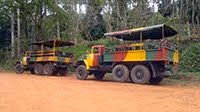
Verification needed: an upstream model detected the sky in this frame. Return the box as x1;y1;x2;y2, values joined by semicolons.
59;0;159;14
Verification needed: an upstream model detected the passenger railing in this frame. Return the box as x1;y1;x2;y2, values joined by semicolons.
26;50;73;58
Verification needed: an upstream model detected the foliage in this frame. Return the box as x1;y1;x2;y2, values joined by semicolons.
0;14;10;50
1;58;17;71
170;72;200;81
82;0;106;41
179;43;200;72
176;0;200;23
67;44;90;59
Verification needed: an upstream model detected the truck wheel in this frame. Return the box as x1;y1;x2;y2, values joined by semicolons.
149;77;163;85
76;65;88;80
58;68;67;76
43;63;54;76
93;72;105;80
34;63;43;75
112;64;129;82
15;63;24;74
130;65;150;84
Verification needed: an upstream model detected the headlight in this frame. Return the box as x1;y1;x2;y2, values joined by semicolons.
23;57;27;62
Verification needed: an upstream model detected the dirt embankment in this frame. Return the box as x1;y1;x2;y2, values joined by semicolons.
0;72;200;112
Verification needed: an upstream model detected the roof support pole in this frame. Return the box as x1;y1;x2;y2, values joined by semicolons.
41;44;44;57
140;31;142;42
161;26;165;60
162;26;165;39
53;40;56;57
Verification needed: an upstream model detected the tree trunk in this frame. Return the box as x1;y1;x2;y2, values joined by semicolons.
11;12;15;58
172;0;175;18
187;21;191;36
180;0;183;19
196;16;200;35
185;0;189;19
55;0;60;40
17;8;20;57
192;0;196;35
108;1;112;32
74;3;81;45
116;0;127;30
31;20;35;43
57;21;60;40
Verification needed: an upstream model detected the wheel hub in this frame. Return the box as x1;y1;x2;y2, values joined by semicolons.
78;69;83;76
17;66;22;71
135;70;144;80
116;69;123;78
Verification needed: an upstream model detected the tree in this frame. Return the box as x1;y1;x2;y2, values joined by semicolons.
157;0;174;17
82;0;106;41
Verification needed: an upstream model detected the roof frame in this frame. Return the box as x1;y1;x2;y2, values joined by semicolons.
31;39;74;47
104;24;178;41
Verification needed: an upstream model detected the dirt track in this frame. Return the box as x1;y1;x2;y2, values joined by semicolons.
0;72;200;112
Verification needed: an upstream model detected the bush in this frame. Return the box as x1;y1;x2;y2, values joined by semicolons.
1;58;17;71
67;44;90;59
179;43;200;72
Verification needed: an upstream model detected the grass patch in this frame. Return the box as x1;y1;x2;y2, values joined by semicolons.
164;72;200;86
170;72;200;81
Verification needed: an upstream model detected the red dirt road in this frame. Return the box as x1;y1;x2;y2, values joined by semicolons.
0;72;200;112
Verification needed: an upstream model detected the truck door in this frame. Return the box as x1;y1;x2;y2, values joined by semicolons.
93;47;100;67
86;46;104;68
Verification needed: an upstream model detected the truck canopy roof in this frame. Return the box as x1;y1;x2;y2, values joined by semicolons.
104;24;178;41
31;40;74;47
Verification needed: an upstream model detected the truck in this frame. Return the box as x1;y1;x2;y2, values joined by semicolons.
73;24;179;84
15;39;74;76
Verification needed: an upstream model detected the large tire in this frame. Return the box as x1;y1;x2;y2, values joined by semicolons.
149;77;163;85
112;64;129;82
43;63;54;76
58;68;67;76
76;65;88;80
34;63;43;75
130;65;150;84
15;63;24;74
93;71;105;80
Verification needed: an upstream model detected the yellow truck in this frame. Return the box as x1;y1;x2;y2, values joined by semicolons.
15;39;74;76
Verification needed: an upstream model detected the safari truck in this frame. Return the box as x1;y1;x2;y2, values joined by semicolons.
74;24;179;84
15;39;74;76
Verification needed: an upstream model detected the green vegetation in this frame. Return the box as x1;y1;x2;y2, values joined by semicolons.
1;58;17;71
170;72;200;81
67;44;90;59
179;43;200;72
166;72;200;86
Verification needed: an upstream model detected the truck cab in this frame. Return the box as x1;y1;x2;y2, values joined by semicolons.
86;45;104;68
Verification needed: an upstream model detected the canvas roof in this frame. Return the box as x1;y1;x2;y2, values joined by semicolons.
104;24;178;40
